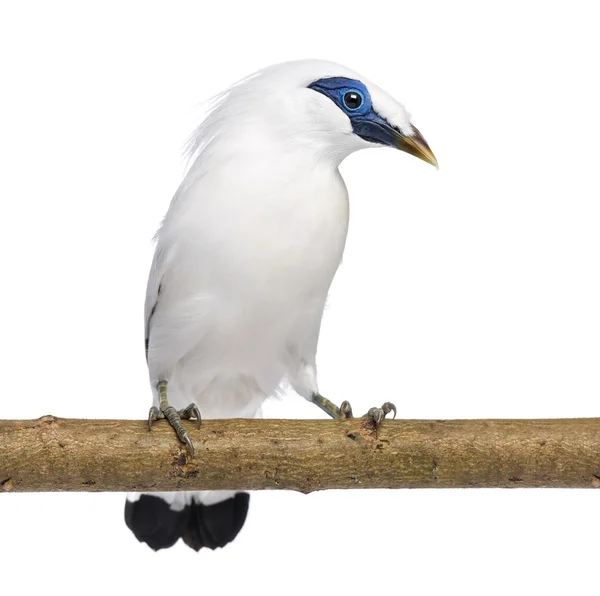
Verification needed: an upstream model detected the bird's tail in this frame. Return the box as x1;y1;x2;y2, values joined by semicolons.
124;490;250;551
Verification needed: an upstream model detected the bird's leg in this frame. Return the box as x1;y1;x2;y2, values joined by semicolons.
311;393;396;425
312;393;347;419
148;380;201;457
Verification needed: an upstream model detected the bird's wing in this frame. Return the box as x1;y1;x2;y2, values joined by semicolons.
144;246;165;361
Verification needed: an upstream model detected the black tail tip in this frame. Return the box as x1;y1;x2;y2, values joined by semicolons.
125;493;250;552
183;492;250;551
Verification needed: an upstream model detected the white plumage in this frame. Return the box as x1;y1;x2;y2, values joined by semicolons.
126;59;436;551
147;60;416;415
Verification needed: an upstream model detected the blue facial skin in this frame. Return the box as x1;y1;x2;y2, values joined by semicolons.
308;77;403;147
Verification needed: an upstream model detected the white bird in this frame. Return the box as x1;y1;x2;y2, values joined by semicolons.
125;59;437;551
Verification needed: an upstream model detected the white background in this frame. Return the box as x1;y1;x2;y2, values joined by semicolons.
1;1;599;594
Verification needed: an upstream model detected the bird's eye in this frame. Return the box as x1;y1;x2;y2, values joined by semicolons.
343;90;363;111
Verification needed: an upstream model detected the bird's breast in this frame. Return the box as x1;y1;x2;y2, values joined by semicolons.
153;160;350;390
171;160;350;304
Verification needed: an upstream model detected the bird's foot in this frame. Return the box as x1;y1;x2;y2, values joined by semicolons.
313;394;396;425
340;399;396;424
148;381;201;457
365;402;397;424
148;403;201;456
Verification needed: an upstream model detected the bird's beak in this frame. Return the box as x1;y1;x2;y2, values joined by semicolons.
352;117;438;168
394;125;438;169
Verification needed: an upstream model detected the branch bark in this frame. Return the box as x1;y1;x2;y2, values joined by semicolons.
2;416;600;493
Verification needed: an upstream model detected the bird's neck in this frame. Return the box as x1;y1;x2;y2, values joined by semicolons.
218;123;352;169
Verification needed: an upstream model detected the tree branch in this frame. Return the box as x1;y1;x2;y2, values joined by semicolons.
1;416;600;493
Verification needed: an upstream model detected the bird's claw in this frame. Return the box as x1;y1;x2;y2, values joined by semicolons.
336;399;396;424
182;433;195;458
340;400;353;418
148;406;164;430
365;402;397;425
178;403;202;429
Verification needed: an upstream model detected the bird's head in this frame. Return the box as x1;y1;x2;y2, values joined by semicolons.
306;73;437;168
187;60;437;169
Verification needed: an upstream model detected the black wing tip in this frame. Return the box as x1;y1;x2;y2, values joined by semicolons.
125;493;250;552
